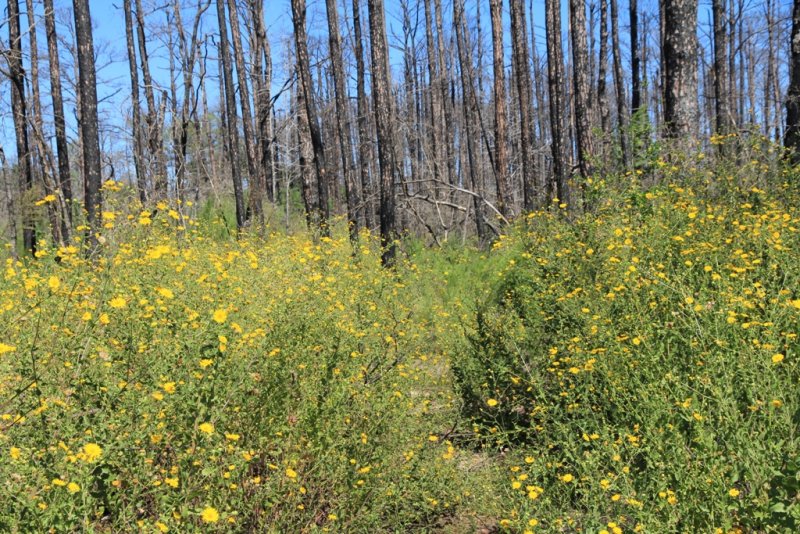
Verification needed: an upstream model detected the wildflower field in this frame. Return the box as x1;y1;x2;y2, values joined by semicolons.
2;151;800;532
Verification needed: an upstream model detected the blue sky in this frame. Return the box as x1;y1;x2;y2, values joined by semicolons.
1;0;792;163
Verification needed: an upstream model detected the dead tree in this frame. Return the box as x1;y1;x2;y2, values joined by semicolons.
123;0;147;203
367;0;399;265
545;0;569;205
352;0;375;229
8;0;36;254
662;0;699;139
216;0;246;229
291;0;331;234
489;0;512;218
610;0;630;164
135;0;168;196
73;0;103;247
786;0;800;158
510;0;537;210
325;0;360;242
570;0;595;181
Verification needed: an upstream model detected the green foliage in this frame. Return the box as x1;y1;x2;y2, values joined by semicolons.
451;148;800;531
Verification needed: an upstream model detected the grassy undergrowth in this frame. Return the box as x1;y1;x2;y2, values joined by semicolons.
2;146;800;532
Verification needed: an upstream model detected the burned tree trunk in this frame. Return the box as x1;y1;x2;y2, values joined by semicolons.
123;0;147;203
352;0;375;230
662;0;699;139
226;0;263;223
135;0;168;196
44;0;74;219
216;0;246;230
325;0;360;242
545;0;569;205
510;0;536;210
713;0;732;137
570;0;595;181
489;0;512;218
367;0;399;265
291;0;331;234
73;0;102;247
785;0;800;158
8;0;36;254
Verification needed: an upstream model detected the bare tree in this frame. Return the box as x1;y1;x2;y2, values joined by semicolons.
135;0;168;196
489;0;512;218
291;0;330;233
786;0;800;158
352;0;375;230
8;0;36;254
713;0;732;137
216;0;246;229
662;0;699;139
510;0;536;210
610;0;630;164
73;0;102;247
325;0;360;242
570;0;595;181
367;0;399;265
545;0;569;205
123;0;147;203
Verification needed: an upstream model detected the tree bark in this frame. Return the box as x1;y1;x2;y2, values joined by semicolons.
135;0;168;196
291;0;331;234
598;0;610;138
545;0;569;205
225;0;263;223
662;0;699;139
510;0;537;210
489;0;512;218
570;0;595;181
367;0;399;266
123;0;147;204
8;0;36;254
454;0;487;241
215;0;246;230
713;0;732;137
630;0;641;114
785;0;800;158
352;0;375;230
326;0;360;242
610;0;630;164
73;0;102;248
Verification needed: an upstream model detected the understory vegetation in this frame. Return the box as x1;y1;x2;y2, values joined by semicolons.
2;145;800;532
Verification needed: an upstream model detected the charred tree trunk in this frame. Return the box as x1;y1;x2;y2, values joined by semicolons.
598;0;611;141
489;0;512;218
216;0;246;230
73;0;102;248
610;0;630;164
325;0;359;242
226;0;263;223
250;0;275;205
545;0;569;205
786;0;800;158
454;0;487;241
352;0;375;230
662;0;698;139
630;0;641;114
135;0;168;197
8;0;36;254
291;0;330;234
570;0;595;183
123;0;147;204
510;0;536;210
713;0;732;138
367;0;399;266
